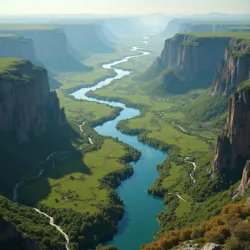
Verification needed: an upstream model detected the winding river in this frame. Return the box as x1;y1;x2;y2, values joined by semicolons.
72;37;167;250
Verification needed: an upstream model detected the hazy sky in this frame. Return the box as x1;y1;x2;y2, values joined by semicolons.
1;0;250;15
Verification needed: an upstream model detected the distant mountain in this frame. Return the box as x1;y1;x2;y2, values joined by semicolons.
60;23;116;57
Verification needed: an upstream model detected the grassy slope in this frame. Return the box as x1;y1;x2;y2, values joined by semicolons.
0;57;26;72
238;79;250;91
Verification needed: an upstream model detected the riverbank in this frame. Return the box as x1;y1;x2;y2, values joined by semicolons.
71;37;168;250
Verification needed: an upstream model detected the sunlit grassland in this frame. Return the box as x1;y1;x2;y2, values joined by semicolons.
19;139;128;214
147;119;209;155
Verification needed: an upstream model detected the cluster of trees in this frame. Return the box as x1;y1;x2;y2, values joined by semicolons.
99;164;134;189
0;196;65;250
143;204;250;250
89;107;122;127
96;244;117;250
116;120;144;136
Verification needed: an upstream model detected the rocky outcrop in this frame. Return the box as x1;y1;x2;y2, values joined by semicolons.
157;34;231;88
211;40;250;95
246;196;250;205
235;161;250;196
201;243;221;250
0;28;88;72
0;58;66;143
213;87;250;170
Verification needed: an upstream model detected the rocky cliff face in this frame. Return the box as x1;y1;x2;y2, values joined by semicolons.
1;28;87;72
158;34;230;88
0;59;66;143
211;40;250;95
213;87;250;170
0;35;37;63
235;160;250;196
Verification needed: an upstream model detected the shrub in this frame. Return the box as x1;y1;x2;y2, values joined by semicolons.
204;230;225;244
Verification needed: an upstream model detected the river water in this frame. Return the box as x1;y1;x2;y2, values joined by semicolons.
72;38;167;250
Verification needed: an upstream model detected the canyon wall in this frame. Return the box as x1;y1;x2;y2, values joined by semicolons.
156;34;231;88
60;24;115;56
0;58;66;143
0;35;37;64
0;28;88;72
213;86;250;170
211;40;250;95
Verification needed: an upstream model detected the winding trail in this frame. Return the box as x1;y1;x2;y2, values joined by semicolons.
34;208;70;250
79;121;85;132
158;112;197;183
185;157;197;184
168;193;190;203
13;153;70;250
78;121;94;144
177;125;187;133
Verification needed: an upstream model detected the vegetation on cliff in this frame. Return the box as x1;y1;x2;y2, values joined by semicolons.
143;204;250;250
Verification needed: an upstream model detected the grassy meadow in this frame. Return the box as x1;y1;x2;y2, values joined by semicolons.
19;139;129;214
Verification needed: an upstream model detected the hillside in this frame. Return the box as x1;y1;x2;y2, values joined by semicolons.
143;203;250;250
142;69;187;96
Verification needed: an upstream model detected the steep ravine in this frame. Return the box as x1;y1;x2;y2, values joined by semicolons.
72;37;167;250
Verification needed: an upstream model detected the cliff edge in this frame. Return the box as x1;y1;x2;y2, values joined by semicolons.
0;58;66;143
